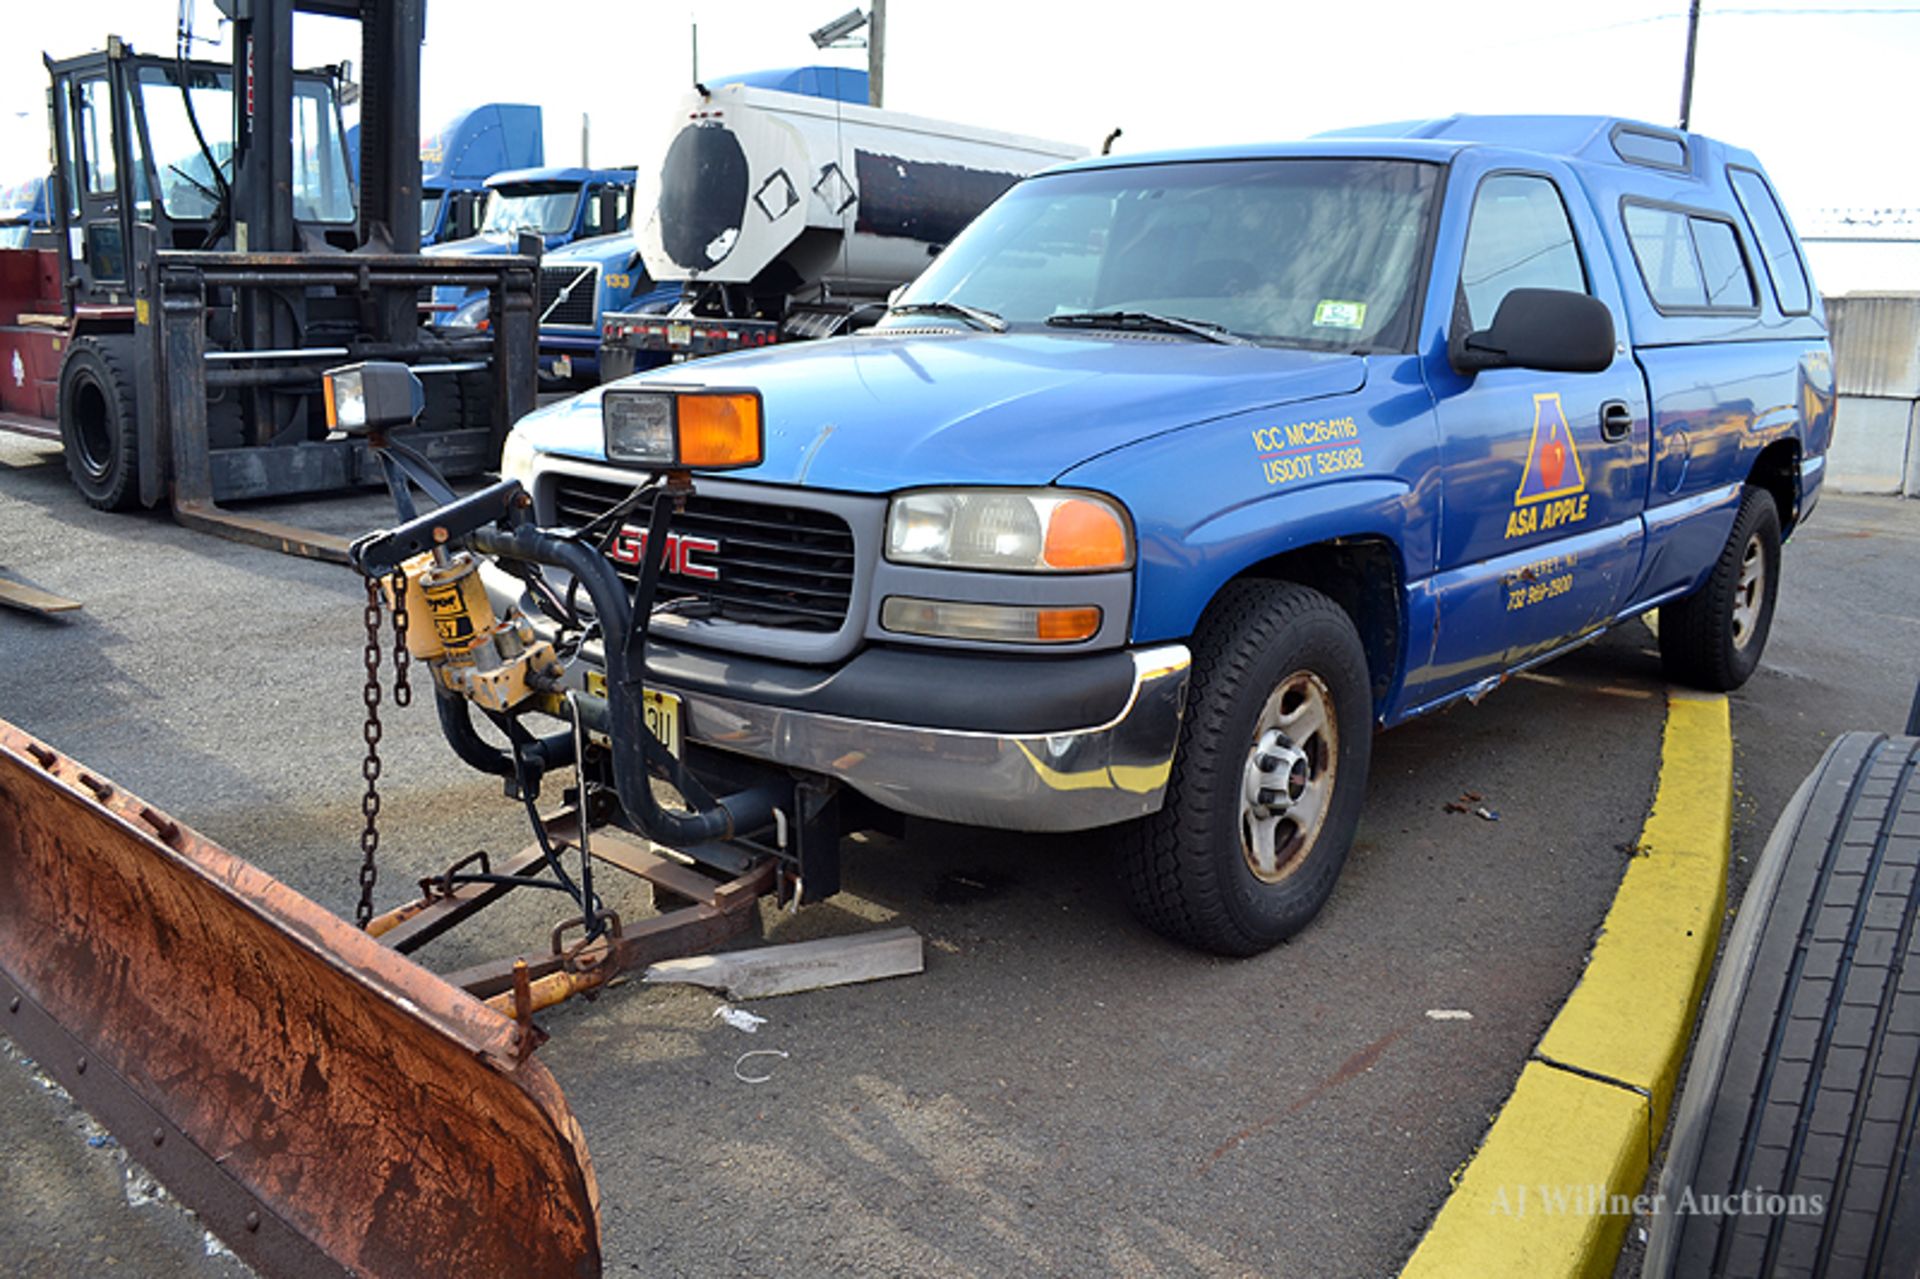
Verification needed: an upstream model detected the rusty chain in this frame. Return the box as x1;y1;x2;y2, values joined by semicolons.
389;568;412;708
356;574;386;929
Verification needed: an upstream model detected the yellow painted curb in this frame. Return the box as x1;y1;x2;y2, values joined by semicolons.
1403;1062;1650;1279
1401;690;1733;1279
1536;691;1733;1138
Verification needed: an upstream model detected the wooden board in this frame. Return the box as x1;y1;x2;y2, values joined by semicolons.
642;925;924;999
0;574;80;617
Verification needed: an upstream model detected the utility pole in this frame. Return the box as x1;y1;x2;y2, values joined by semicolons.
1678;0;1702;130
868;0;886;107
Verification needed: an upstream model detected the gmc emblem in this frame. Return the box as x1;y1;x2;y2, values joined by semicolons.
607;527;721;581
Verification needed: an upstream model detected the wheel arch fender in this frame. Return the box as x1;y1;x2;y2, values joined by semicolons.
1138;477;1417;716
1748;436;1802;535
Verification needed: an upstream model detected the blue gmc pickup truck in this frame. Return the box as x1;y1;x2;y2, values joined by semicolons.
491;115;1833;955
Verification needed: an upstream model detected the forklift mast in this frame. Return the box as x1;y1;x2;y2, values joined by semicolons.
222;0;422;255
20;0;538;559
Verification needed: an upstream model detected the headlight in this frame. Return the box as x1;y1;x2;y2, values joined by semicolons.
450;294;490;329
885;489;1133;573
499;427;537;487
603;389;763;470
321;361;422;434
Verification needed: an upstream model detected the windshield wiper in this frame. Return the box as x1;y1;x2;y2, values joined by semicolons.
1046;310;1252;346
887;300;1008;332
167;164;221;205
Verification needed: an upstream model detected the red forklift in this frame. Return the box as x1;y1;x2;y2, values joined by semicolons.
0;0;538;561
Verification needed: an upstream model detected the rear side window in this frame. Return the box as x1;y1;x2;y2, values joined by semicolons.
1691;218;1755;308
1460;173;1587;330
1727;166;1812;314
1622;202;1757;313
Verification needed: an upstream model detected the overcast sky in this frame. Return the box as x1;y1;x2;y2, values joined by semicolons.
5;0;1916;225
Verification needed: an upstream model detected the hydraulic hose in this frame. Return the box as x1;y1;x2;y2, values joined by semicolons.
433;689;577;779
468;512;778;846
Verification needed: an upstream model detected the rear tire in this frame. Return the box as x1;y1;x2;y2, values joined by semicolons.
1659;485;1781;691
1647;732;1920;1278
1118;580;1372;956
57;334;140;511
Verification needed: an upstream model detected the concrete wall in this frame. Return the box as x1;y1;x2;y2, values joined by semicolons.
1825;294;1920;496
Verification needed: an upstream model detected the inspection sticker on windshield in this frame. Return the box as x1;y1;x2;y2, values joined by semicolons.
1312;299;1367;330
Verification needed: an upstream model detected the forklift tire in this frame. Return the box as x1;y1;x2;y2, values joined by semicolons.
1645;731;1920;1278
58;334;141;512
1658;484;1781;692
1117;580;1372;957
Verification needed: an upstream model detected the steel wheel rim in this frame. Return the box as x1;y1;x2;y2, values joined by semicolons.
1240;671;1337;884
1731;532;1766;651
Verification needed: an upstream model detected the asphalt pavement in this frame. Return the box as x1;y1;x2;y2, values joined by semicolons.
1;432;1912;1278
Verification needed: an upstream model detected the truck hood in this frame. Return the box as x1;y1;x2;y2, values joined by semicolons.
545;232;638;268
517;331;1367;491
425;231;563;258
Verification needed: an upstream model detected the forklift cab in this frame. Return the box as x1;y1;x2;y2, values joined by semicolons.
45;40;355;308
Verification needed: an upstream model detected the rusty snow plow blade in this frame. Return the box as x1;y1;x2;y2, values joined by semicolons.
0;720;601;1279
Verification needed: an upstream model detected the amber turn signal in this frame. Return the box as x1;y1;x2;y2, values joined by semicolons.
677;393;763;469
603;389;764;470
1042;498;1131;570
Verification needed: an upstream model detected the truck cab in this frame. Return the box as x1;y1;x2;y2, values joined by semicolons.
492;115;1832;956
417;103;542;246
426;165;635;326
0;177;54;250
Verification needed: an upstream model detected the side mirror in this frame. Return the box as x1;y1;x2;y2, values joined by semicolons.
323;361;425;434
1450;287;1614;375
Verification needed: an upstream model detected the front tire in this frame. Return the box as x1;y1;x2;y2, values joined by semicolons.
1118;580;1373;956
58;334;141;511
1659;484;1781;691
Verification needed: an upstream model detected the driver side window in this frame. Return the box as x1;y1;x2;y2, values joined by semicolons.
1460;173;1587;329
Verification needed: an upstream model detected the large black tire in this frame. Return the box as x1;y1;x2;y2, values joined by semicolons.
1659;485;1782;691
1646;732;1920;1278
1118;580;1373;956
57;334;141;511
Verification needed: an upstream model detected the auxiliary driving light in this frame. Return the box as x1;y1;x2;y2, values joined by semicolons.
322;360;425;434
603;389;764;470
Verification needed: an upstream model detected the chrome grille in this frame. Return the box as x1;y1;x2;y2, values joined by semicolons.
551;475;856;632
539;265;599;328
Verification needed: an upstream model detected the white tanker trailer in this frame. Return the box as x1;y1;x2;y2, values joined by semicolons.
598;81;1084;375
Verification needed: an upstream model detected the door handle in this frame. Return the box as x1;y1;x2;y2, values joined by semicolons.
1599;401;1633;442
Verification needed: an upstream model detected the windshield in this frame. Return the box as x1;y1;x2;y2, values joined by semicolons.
136;65;354;224
0;224;28;249
421;189;443;238
895;158;1440;352
480;184;580;237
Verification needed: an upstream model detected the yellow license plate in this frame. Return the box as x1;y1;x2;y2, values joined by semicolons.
584;673;682;757
667;321;691;346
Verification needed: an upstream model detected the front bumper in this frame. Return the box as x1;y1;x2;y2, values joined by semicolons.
481;562;1191;832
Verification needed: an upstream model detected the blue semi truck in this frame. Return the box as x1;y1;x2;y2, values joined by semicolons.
474;114;1830;958
419;103;543;246
424;165;637;341
0;176;53;249
345;102;545;247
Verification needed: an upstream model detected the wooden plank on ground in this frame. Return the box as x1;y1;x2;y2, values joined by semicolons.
0;574;80;617
641;926;924;999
